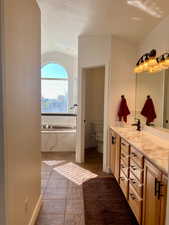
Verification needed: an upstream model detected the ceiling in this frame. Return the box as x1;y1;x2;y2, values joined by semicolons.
37;0;169;56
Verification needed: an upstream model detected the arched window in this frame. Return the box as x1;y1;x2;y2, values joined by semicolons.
41;63;69;114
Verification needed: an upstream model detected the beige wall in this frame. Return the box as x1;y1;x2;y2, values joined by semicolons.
85;67;105;149
109;37;137;126
138;15;169;57
1;0;41;225
0;0;6;224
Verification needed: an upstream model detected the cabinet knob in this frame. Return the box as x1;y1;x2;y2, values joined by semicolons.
131;152;137;158
130;193;136;200
131;165;137;171
130;178;136;184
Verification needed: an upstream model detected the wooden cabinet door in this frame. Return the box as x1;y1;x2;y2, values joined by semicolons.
143;160;162;225
114;135;120;183
110;131;116;175
160;175;168;225
110;131;120;183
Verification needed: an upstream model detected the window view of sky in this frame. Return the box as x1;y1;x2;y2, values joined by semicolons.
41;63;68;113
41;63;68;79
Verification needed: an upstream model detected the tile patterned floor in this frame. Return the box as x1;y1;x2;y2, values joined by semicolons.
36;150;104;225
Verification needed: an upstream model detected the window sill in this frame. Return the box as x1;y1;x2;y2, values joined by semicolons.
41;113;77;117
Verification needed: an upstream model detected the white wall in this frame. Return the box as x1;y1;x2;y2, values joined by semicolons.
1;1;41;225
41;51;78;109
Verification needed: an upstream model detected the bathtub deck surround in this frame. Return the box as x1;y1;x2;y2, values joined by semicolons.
41;115;77;152
110;126;168;225
41;130;76;152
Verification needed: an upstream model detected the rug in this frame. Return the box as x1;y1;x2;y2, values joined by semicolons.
54;162;98;185
83;177;139;225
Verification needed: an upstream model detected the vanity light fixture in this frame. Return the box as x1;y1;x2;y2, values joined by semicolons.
134;50;169;74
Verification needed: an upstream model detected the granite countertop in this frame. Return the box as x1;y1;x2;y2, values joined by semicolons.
110;127;169;175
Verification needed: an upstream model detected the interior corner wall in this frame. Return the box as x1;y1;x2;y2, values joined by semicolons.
78;35;112;68
76;35;112;162
2;0;41;225
109;37;137;126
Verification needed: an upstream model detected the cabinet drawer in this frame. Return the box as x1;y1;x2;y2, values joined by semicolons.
121;151;130;165
120;159;129;178
121;139;130;155
129;171;143;197
120;171;129;200
130;146;143;168
130;160;143;182
128;185;142;224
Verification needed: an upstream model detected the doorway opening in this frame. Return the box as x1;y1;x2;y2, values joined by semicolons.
83;66;105;172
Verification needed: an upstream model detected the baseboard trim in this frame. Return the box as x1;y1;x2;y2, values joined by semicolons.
28;195;42;225
103;167;111;174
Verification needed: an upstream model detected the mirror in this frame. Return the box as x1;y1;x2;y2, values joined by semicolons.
135;69;169;129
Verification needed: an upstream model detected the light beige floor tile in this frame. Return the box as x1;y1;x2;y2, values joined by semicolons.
41;200;66;214
64;214;85;225
36;214;64;225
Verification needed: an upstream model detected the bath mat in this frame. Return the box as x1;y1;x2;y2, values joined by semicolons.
54;162;98;185
83;177;139;225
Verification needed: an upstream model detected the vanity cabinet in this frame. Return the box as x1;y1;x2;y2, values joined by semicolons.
110;130;168;225
160;175;168;225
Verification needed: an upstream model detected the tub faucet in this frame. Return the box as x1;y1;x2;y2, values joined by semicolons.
132;119;141;131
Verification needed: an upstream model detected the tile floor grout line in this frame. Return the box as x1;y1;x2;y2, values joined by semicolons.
63;179;69;225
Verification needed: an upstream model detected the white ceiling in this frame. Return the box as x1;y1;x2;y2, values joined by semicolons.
37;0;169;56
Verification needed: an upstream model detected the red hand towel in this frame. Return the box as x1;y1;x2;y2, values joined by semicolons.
118;96;130;123
141;96;156;124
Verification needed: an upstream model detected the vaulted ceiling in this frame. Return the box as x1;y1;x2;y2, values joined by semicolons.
37;0;169;56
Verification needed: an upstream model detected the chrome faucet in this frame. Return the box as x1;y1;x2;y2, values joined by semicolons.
132;119;141;131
